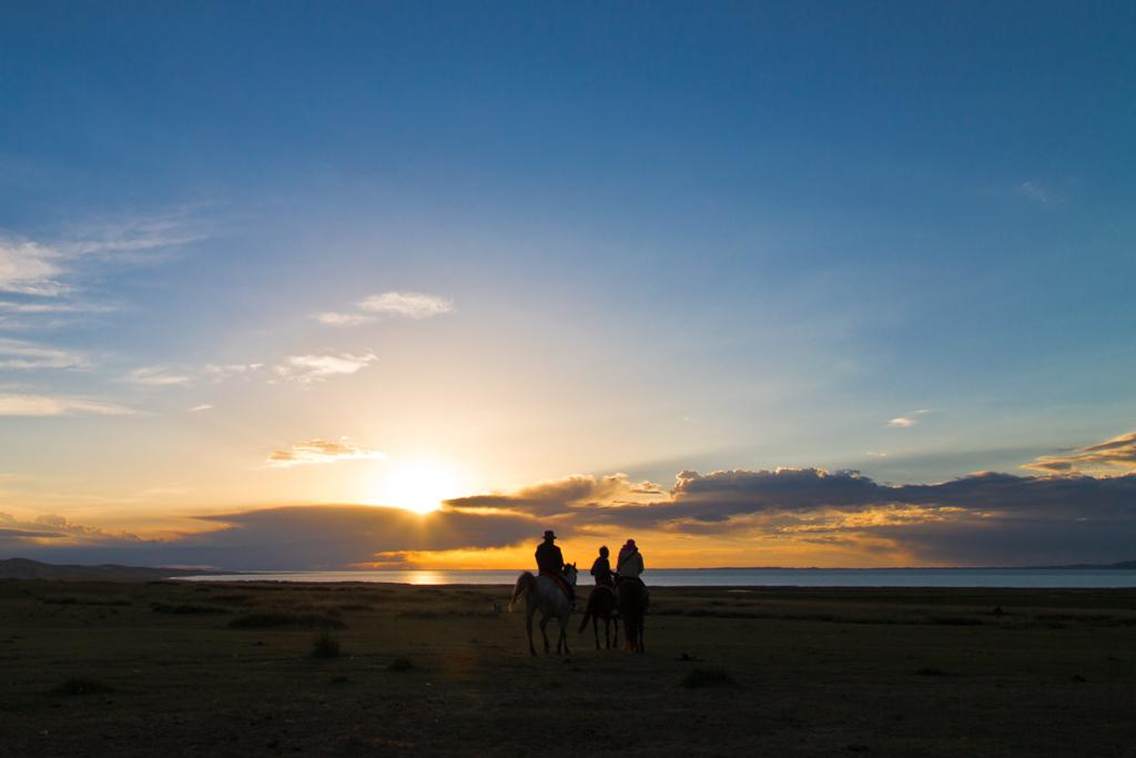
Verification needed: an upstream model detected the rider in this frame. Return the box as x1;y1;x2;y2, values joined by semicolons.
616;538;644;584
589;545;615;590
536;529;574;607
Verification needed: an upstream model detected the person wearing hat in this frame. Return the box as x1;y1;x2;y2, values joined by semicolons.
616;538;644;580
535;529;574;606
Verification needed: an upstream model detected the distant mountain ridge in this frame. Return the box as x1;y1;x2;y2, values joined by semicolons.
0;558;200;581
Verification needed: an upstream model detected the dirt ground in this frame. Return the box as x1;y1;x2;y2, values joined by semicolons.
1;579;1135;756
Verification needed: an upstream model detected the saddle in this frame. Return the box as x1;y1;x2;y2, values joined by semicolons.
540;570;574;602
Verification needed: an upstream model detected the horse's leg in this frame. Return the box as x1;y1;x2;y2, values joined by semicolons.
559;614;570;656
526;603;536;656
539;614;551;654
612;616;619;648
593;614;600;650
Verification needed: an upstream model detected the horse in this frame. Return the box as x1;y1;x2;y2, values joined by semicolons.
508;563;578;656
616;578;648;653
578;584;619;650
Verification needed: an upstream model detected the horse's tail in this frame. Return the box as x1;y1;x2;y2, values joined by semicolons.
508;571;535;612
577;596;593;632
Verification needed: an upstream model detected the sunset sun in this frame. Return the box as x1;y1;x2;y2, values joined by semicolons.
373;460;463;514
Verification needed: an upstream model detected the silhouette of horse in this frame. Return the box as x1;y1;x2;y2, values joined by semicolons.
578;585;619;650
617;579;648;653
509;564;578;656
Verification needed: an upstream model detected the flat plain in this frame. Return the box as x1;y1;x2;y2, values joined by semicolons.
1;579;1135;756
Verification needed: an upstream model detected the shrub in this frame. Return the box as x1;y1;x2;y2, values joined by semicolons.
228;612;346;630
680;668;737;689
387;657;415;672
310;630;341;659
51;678;114;696
151;603;229;615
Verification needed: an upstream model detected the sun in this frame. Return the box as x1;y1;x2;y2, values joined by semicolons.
373;460;462;514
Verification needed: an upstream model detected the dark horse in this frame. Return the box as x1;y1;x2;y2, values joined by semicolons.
578;585;619;649
617;579;648;653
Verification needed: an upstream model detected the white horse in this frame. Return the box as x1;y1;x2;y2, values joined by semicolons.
508;564;578;656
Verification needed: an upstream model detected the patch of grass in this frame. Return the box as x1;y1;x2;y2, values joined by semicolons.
914;667;951;677
50;677;114;696
151;602;230;615
336;603;373;611
680;668;738;689
387;657;415;672
927;616;983;626
228;612;346;630
309;630;342;659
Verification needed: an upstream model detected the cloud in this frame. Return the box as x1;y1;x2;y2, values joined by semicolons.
203;363;264;382
1016;181;1060;206
887;409;930;428
0;338;87;370
273;352;377;384
1;216;198;297
312;291;454;326
267;439;386;468
188;404;213;413
445;474;644;516
0;240;66;296
125;366;193;387
312;312;375;327
0;512;140;544
0;393;135;417
1023;431;1136;476
359;291;454;319
0;505;538;571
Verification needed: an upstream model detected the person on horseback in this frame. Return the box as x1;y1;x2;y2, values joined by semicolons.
590;545;615;589
535;529;574;608
616;538;644;582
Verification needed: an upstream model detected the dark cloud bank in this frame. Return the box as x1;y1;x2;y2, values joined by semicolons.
3;450;1135;568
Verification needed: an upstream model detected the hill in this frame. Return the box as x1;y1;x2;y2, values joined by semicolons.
0;557;198;582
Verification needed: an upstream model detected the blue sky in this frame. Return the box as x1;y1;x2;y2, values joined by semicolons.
1;2;1134;567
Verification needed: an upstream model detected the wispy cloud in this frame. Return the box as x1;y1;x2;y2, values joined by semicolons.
273;351;377;384
312;291;454;327
0;393;134;417
1023;431;1136;476
125;366;193;387
886;409;930;428
1;215;199;298
203;363;264;382
0;338;87;370
1016;180;1060;206
312;312;375;327
188;404;214;413
267;438;386;468
0;240;67;296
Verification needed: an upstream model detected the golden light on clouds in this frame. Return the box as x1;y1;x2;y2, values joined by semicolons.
370;459;467;515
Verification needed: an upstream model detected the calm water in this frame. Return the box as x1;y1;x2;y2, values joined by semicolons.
180;568;1136;588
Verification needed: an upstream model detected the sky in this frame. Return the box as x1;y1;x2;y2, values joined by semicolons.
1;2;1134;569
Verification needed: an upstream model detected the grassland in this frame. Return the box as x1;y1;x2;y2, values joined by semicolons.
1;579;1135;756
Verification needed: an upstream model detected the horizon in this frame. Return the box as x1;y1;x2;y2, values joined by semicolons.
2;3;1135;571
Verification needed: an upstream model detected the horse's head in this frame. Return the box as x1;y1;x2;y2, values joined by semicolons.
564;562;578;586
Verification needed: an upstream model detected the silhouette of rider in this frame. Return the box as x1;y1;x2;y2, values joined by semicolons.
590;545;615;590
536;529;574;607
616;538;644;585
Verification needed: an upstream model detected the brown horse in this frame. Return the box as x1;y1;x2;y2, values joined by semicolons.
616;578;648;653
577;585;619;649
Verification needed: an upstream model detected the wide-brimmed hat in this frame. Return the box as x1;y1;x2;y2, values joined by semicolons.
543;529;556;540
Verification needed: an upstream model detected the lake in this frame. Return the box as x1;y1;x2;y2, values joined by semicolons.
180;567;1136;588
